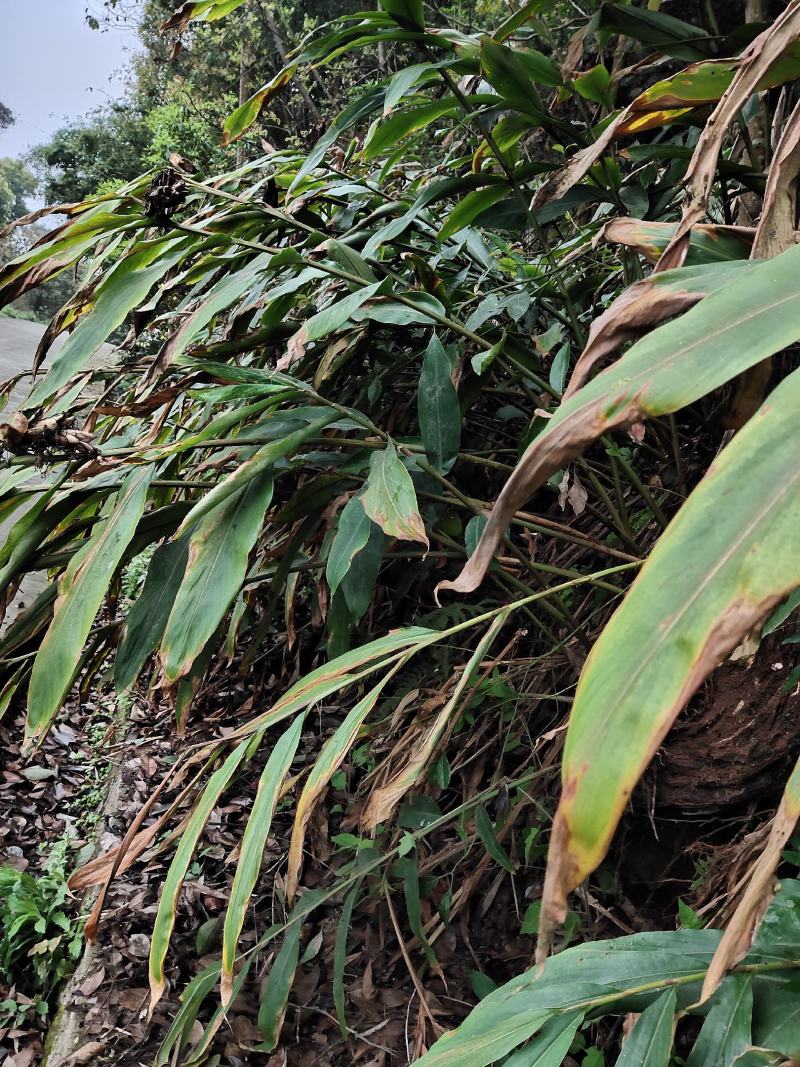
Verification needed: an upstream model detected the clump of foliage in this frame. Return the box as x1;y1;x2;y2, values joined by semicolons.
3;0;800;1062
0;847;83;995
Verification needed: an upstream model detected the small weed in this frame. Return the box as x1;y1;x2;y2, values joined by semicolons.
0;840;82;995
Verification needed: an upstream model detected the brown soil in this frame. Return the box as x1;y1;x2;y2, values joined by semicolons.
655;637;799;812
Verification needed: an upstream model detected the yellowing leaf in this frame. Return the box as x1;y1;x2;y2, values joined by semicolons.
538;367;800;957
361;440;428;547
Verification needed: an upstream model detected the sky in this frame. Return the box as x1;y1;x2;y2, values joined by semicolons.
1;0;138;161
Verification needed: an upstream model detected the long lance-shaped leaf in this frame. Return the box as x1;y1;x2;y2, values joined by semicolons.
228;625;439;740
25;466;153;749
160;471;275;683
438;242;800;598
26;235;196;407
415;926;723;1067
503;1013;584;1067
702;756;800;1001
563;260;755;401
154;965;220;1067
362;438;429;547
0;207;145;306
228;567;634;743
597;218;754;266
114;537;190;692
256;920;302;1050
362;611;509;829
686;975;752;1067
150;252;273;379
223;67;298;146
221;715;305;1005
537;366;800;958
617;988;676;1067
149;739;251;1009
286;669;400;904
175;412;336;536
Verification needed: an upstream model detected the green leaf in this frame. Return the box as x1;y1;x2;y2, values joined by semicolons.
474;805;514;873
303;281;384;342
679;899;704;931
327;495;373;600
291;87;386;192
378;0;424;31
363;99;461;160
256;921;302;1050
323;240;377;283
333;880;361;1039
548;342;570;395
401;851;439;970
444;245;800;599
573;64;612;107
361;440;428;546
160;472;275;683
149;739;251;1007
465;515;487;558
504;1013;584;1067
419;334;460;472
617;988;676;1067
600;218;754;266
439;186;510;242
115;538;189;692
223;66;298;145
479;40;556;118
686;976;752;1067
286;672;394;903
384;62;440;114
26;466;153;747
593;3;715;60
521;902;541;935
26;236;195;407
762;588;800;636
221;715;305;1001
471;336;504;376
540;364;800;949
627;42;800;118
752;979;800;1057
154;964;219;1066
0;205;146;305
159;254;272;368
162;0;248;31
416;927;721;1066
340;518;384;623
177;413;336;535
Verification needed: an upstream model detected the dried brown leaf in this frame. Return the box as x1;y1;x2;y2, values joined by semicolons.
658;3;800;271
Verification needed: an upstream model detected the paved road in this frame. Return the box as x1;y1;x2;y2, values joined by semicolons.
0;317;65;410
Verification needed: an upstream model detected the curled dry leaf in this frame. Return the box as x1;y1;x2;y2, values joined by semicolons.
657;2;800;271
562;260;753;401
752;96;800;259
725;98;800;429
